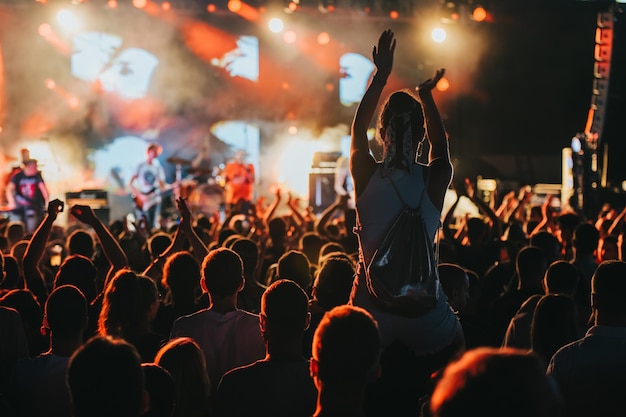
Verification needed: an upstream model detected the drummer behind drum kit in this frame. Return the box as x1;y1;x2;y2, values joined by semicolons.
166;156;225;217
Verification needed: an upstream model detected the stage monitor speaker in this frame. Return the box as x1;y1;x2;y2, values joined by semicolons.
65;190;110;226
309;170;336;214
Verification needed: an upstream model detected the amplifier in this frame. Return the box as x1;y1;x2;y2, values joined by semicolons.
65;190;109;225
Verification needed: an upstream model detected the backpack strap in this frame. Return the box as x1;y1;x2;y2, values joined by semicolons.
387;170;441;265
387;170;426;210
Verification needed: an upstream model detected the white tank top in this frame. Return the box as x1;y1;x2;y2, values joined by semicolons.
355;164;441;267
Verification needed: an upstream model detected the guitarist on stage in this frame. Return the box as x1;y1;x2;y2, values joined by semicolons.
129;143;170;231
5;158;49;233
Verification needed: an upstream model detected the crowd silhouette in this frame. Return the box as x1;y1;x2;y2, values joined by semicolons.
1;29;626;417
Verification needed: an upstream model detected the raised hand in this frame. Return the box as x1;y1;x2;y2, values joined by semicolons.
176;197;192;228
417;68;445;95
47;199;64;218
373;29;396;78
70;204;98;225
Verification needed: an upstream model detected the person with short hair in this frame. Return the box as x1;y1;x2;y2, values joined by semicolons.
15;285;88;417
214;279;316;417
429;347;562;417
170;248;265;393
310;305;381;417
67;335;148;417
547;260;626;416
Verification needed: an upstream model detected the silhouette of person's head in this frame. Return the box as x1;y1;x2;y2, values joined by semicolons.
311;305;381;390
141;363;175;417
67;335;148;417
230;238;260;279
161;251;201;303
260;279;310;341
542;260;579;297
67;229;95;259
572;222;600;256
591;260;626;325
530;294;578;365
154;337;211;417
312;257;355;311
438;263;470;313
516;246;548;289
44;284;88;339
54;254;98;304
201;248;244;300
377;89;425;166
430;347;562;417
530;231;561;265
277;250;312;294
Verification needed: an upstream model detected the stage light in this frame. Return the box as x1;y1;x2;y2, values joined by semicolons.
287;1;298;12
288;125;298;135
45;79;56;89
268;18;284;33
132;0;147;9
162;2;171;11
431;27;447;43
389;10;399;19
436;77;449;92
207;3;216;12
228;0;242;13
283;30;297;44
317;32;330;45
107;0;118;8
56;10;80;32
472;6;487;22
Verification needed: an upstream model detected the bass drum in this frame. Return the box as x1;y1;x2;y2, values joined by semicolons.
187;183;224;217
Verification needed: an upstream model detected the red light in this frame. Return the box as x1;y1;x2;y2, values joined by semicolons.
390;10;399;19
207;4;216;12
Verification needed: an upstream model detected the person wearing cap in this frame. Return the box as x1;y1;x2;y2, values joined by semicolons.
5;158;49;234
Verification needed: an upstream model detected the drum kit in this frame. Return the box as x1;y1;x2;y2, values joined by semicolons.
166;156;225;217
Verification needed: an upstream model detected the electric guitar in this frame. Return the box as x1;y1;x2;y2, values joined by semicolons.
132;182;178;212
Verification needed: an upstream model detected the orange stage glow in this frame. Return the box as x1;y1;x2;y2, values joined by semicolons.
436;77;450;92
228;0;242;12
207;4;216;12
133;0;147;8
38;24;72;56
472;7;487;22
317;32;330;45
180;21;238;64
107;0;118;9
228;1;259;21
162;2;171;11
390;10;399;19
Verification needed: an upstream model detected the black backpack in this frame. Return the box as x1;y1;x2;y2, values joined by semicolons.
366;176;440;318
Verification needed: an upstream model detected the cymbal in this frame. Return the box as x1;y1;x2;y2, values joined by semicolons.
166;157;191;165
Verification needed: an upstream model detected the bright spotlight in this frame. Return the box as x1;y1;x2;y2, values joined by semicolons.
45;79;56;89
56;10;80;32
107;0;118;8
472;6;487;22
228;0;242;12
207;4;216;12
389;10;399;19
288;126;298;135
162;2;171;11
431;27;447;43
436;77;449;92
268;18;284;33
317;32;330;45
132;0;147;8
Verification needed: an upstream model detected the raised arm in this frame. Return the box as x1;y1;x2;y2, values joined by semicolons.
69;204;128;285
417;69;451;213
22;199;64;305
351;29;395;197
177;197;208;262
